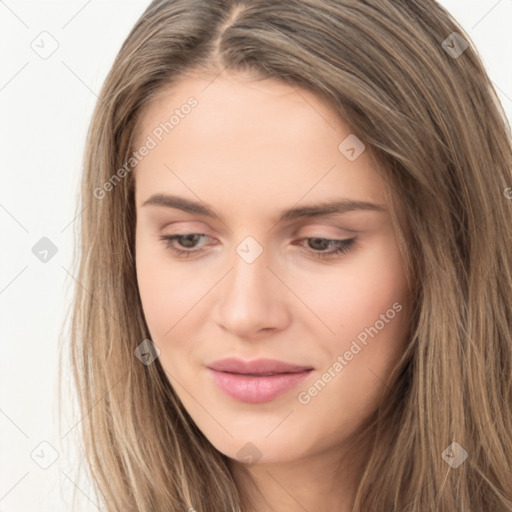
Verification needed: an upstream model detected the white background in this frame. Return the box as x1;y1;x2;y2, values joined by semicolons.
1;1;511;510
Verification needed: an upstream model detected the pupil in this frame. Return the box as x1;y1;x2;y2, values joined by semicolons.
309;238;328;250
181;234;199;248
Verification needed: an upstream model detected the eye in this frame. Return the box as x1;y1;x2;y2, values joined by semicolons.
295;237;356;260
158;233;209;257
159;233;356;260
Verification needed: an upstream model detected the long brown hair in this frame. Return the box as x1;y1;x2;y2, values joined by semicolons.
65;0;512;510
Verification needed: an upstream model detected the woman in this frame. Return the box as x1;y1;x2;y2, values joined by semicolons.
68;0;512;510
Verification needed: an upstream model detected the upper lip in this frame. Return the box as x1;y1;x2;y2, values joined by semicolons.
207;358;314;375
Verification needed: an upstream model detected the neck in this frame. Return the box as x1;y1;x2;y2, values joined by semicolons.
228;433;371;512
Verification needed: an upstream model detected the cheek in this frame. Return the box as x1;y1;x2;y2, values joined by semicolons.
296;258;410;437
296;235;409;342
135;231;230;357
135;230;199;340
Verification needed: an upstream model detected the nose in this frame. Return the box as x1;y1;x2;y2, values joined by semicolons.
212;244;291;339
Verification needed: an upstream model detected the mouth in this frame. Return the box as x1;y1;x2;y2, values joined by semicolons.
207;357;314;375
222;371;301;376
206;366;313;404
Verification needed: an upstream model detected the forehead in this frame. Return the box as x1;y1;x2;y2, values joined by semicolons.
133;72;387;213
135;71;345;148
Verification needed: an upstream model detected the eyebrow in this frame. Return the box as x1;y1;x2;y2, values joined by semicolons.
141;193;386;222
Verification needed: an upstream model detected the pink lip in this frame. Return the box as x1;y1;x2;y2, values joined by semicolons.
206;358;314;404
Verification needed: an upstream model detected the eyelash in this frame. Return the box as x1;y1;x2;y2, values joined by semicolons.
158;234;356;260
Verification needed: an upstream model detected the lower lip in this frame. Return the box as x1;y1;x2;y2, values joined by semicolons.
207;368;312;404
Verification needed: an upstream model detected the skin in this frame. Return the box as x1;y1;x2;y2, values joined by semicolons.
134;70;413;512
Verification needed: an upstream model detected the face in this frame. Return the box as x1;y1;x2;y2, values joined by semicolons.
134;70;413;467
